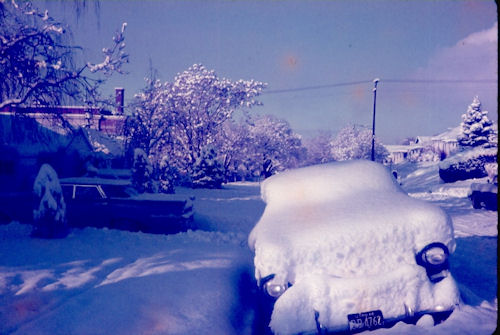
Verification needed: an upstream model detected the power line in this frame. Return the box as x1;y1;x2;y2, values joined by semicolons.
383;79;497;84
263;78;497;95
264;80;370;94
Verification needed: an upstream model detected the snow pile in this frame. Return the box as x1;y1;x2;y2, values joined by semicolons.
249;160;459;334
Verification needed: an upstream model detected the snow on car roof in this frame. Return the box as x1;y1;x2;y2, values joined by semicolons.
260;159;402;206
249;160;455;282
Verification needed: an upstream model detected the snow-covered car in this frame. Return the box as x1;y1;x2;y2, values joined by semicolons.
60;177;194;234
249;160;460;335
468;177;498;211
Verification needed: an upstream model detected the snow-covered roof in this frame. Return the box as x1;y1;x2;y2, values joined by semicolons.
430;126;461;142
0;114;93;156
82;128;125;157
385;144;423;153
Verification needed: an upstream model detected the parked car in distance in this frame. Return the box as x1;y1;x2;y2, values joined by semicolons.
60;177;194;234
469;176;498;211
249;160;460;335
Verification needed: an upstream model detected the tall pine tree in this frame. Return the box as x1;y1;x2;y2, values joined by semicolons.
458;96;494;147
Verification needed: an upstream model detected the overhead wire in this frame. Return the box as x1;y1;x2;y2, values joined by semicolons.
263;78;497;95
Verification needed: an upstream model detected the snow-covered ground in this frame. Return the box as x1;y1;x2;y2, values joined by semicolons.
0;162;497;334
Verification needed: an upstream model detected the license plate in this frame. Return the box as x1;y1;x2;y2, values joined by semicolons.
347;310;384;333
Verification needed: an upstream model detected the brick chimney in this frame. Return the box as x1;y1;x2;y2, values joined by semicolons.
115;87;124;114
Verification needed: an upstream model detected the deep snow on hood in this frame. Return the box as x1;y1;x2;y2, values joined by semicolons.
249;160;455;282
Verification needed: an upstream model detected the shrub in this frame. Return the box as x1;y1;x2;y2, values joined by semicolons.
32;164;68;238
439;147;497;183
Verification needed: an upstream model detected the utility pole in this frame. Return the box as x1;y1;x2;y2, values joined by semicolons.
371;78;380;161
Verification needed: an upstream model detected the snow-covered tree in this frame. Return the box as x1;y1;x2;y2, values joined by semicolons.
126;64;266;183
216;119;253;182
32;163;68;238
0;0;128;109
330;124;388;162
302;131;335;166
246;114;305;178
131;148;153;193
125;77;172;159
458;96;495;147
191;147;225;189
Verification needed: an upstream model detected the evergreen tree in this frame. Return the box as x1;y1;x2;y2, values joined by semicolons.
132;148;153;193
191;147;224;189
458;96;494;147
158;155;176;194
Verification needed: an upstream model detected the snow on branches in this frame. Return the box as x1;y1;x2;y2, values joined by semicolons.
330;124;388;162
245;114;305;178
457;96;495;147
126;64;267;187
0;0;128;109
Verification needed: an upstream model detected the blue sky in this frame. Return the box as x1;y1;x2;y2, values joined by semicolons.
41;0;497;143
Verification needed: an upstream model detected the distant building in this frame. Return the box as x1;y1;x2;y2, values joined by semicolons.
0;88;126;136
386;127;461;164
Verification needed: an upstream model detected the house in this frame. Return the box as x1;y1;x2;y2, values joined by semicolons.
415;126;461;158
0;89;130;190
0;88;126;137
386;127;462;164
0;114;95;191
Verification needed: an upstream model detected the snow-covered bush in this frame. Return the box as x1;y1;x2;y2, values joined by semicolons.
330;124;388;162
131;148;153;193
191;147;225;189
407;146;441;163
484;162;498;183
32;164;68;238
439;147;497;183
457;96;495;147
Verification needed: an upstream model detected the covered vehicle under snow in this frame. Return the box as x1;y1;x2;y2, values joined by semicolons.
248;160;460;334
60;177;194;234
